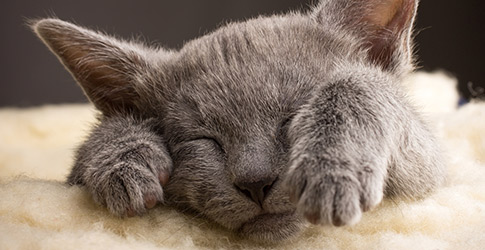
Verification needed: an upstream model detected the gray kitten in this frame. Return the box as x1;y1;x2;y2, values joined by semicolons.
32;0;445;242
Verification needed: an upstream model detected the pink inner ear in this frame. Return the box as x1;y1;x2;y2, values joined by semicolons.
366;0;404;28
363;0;415;35
362;0;416;70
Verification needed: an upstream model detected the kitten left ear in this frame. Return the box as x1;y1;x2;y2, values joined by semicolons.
313;0;417;71
32;18;160;115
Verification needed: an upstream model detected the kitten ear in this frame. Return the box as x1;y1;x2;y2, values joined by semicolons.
313;0;417;71
32;18;157;115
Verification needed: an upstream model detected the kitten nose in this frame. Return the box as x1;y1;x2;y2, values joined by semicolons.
234;177;276;207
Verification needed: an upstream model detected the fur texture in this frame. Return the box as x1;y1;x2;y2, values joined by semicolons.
1;72;484;249
30;0;445;241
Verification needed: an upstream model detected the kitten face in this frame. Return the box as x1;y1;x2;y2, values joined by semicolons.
33;0;423;242
160;17;346;239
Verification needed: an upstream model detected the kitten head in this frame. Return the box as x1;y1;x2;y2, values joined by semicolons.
33;0;418;241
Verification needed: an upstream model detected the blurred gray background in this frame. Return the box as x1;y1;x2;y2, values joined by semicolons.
1;0;484;107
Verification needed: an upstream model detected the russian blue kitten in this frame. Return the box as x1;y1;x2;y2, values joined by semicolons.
33;0;444;242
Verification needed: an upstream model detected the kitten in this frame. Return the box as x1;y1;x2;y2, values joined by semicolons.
32;0;445;242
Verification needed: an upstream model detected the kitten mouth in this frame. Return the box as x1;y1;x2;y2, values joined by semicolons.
237;211;304;242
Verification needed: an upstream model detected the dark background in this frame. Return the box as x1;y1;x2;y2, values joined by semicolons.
1;0;484;107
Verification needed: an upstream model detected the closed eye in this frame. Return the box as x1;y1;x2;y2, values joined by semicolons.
276;115;295;150
194;136;224;153
280;115;294;129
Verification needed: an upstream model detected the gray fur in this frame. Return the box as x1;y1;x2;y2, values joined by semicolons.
32;0;445;242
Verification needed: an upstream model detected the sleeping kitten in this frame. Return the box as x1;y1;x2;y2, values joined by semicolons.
32;0;445;242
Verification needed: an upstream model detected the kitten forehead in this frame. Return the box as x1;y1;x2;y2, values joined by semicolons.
164;15;345;134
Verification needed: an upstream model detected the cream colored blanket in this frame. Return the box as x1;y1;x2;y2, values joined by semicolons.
1;72;484;249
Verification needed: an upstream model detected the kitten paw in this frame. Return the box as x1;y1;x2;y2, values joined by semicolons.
84;143;172;217
93;162;168;217
285;155;383;226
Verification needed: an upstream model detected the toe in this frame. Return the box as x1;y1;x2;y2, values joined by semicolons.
304;211;321;224
144;194;158;209
158;171;170;187
126;206;136;217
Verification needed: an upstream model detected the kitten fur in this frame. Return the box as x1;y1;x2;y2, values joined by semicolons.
32;0;445;242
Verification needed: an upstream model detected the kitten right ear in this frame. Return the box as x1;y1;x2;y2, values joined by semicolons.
32;18;162;115
312;0;417;72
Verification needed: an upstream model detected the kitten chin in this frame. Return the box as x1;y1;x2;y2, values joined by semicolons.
238;212;305;242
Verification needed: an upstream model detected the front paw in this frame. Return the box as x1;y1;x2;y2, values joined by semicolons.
285;155;384;226
83;144;172;217
91;161;169;217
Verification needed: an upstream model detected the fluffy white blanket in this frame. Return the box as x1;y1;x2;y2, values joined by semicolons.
1;72;484;249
